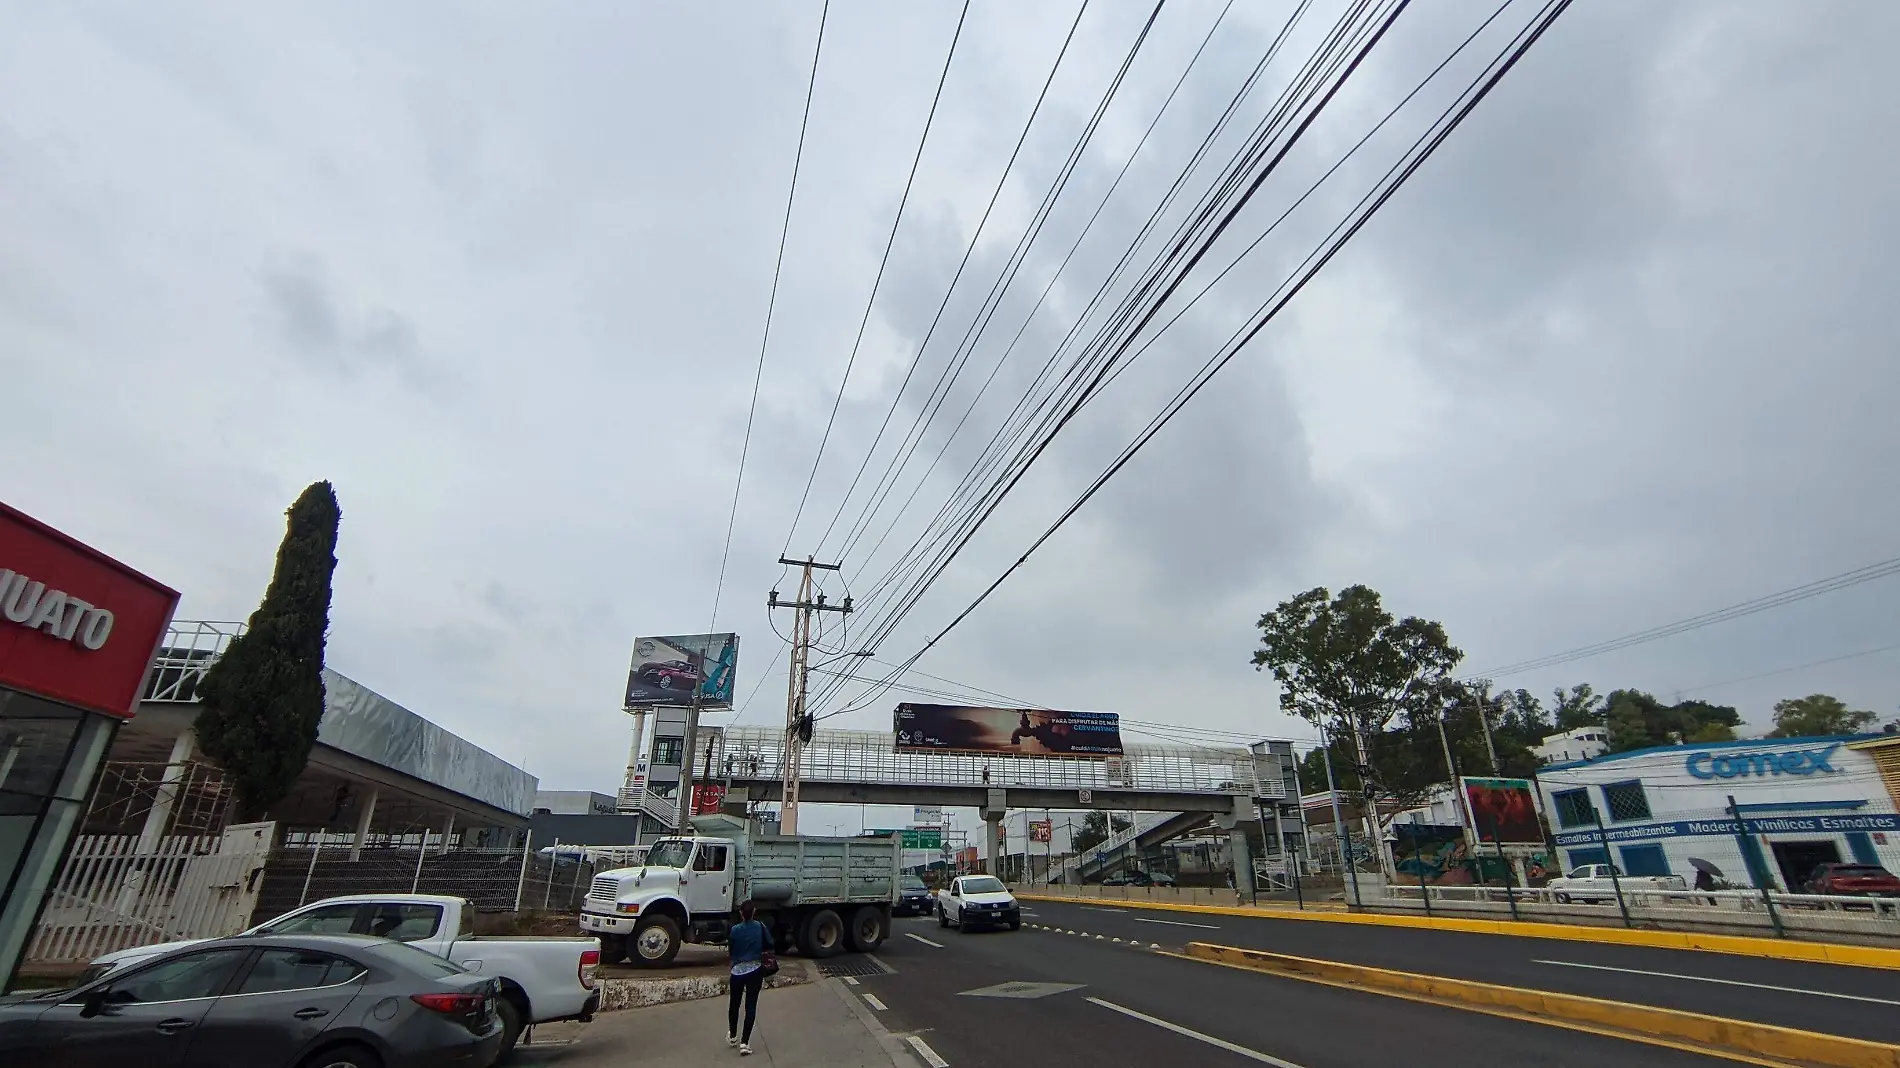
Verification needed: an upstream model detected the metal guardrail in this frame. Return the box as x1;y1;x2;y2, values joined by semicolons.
1379;883;1900;938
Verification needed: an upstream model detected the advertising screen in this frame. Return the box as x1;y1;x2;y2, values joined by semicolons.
625;633;738;708
1462;777;1544;844
892;703;1124;757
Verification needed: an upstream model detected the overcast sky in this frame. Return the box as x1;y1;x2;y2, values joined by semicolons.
6;1;1899;820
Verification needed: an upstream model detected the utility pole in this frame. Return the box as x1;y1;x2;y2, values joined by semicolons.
768;556;851;835
1474;679;1500;775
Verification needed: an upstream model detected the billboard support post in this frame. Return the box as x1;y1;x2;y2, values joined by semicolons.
1487;811;1520;922
768;556;850;836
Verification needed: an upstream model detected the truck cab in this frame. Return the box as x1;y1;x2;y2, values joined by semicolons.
581;835;736;966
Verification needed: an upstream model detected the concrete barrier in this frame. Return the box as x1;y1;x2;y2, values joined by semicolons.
1181;942;1900;1068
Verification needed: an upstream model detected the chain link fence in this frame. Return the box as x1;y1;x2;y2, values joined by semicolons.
251;843;601;926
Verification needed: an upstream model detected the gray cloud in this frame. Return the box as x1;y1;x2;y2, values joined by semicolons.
5;0;1898;805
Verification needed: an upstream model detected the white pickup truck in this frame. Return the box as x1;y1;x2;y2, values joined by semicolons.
1546;863;1686;903
83;893;600;1061
935;875;1021;931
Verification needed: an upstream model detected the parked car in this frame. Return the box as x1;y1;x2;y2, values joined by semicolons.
638;660;700;690
894;876;935;917
1803;863;1900;897
1101;870;1169;887
936;875;1020;932
2;934;503;1068
1546;863;1686;904
83;893;598;1062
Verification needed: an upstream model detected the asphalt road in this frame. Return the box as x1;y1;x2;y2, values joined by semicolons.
850;913;1740;1068
1017;898;1900;1045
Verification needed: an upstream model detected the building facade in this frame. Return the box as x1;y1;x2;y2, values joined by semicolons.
534;790;617;815
1;503;179;984
1536;735;1898;891
1534;726;1610;766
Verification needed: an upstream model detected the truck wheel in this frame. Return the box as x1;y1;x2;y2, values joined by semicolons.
937;905;950;929
845;906;887;952
598;933;628;965
798;908;845;959
1555;893;1572;904
632;916;682;967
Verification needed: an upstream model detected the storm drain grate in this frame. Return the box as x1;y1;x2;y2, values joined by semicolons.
818;955;893;978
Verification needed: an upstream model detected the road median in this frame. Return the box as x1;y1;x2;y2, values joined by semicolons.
1014;891;1900;971
1179;941;1900;1068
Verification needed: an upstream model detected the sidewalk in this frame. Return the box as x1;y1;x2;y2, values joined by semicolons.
517;979;921;1068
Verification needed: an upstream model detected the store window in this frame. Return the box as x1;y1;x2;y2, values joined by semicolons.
1602;780;1651;823
1551;788;1596;829
1618;844;1671;877
1566;847;1608;869
0;697;88;902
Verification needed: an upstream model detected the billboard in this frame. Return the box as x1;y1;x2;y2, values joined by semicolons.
691;783;727;815
892;703;1124;757
1462;777;1544;845
625;633;738;708
1028;821;1053;844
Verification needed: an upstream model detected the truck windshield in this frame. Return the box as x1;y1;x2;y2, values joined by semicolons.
961;877;1006;894
646;841;694;869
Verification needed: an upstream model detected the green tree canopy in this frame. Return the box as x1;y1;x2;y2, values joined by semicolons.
1767;694;1875;738
1604;690;1740;752
1071;811;1131;854
194;481;341;821
1551;684;1604;730
1252;585;1462;847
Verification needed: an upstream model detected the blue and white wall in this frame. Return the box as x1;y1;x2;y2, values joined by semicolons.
1536;736;1897;890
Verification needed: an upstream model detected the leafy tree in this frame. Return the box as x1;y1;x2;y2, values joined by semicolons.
1768;694;1876;738
1252;585;1462;870
194;482;341;821
1551;684;1604;730
1603;690;1741;753
1072;811;1131;854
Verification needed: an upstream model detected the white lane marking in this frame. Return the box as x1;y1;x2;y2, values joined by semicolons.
1133;917;1222;930
1086;997;1306;1067
843;977;859;986
1082;906;1127;913
862;993;889;1011
907;1035;950;1067
1023;910;1039;915
1534;960;1900;1007
906;933;945;948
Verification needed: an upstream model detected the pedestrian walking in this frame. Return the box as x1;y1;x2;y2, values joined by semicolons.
1694;866;1719;906
727;900;772;1055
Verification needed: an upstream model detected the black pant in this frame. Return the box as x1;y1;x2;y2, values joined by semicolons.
728;969;764;1042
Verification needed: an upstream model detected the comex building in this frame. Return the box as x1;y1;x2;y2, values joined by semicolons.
1536;734;1900;891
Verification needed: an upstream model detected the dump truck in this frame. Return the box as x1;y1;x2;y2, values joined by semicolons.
579;815;899;966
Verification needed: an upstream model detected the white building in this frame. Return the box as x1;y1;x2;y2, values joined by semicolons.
1535;727;1609;766
1536;735;1898;890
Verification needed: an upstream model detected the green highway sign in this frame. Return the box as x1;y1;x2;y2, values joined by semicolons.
869;829;945;849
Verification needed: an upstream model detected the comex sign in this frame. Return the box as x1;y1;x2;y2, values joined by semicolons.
0;568;116;650
1685;744;1839;780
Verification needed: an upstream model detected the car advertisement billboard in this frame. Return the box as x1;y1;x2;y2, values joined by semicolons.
892;703;1124;757
625;633;738;708
1462;776;1544;845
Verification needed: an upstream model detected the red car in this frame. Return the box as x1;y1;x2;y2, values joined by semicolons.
1803;863;1900;897
638;660;700;690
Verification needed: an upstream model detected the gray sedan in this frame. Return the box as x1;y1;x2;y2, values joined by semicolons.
0;933;504;1068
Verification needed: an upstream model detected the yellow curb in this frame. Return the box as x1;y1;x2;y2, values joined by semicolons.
1181;942;1900;1068
1014;892;1900;971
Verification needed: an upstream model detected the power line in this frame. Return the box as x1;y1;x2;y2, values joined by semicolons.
707;0;831;631
836;0;1574;713
807;0;1093;557
780;1;972;556
1474;554;1900;678
1666;641;1900;699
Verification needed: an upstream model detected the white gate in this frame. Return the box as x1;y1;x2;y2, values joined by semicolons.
27;821;275;963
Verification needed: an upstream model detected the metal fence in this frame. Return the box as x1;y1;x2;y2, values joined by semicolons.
252;842;602;924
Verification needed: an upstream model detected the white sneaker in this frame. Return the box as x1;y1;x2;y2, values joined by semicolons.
740;1043;753;1056
727;1034;738;1048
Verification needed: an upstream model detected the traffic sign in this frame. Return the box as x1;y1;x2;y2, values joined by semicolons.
901;829;942;850
1078;789;1093;804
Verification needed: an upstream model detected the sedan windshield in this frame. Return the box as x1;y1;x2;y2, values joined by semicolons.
901;877;927;891
646;841;694;869
1829;866;1893;877
961;877;1006;894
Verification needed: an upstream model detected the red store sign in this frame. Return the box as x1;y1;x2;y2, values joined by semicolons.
0;503;179;719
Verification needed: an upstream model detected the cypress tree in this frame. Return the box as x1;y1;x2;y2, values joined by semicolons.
194;481;341;821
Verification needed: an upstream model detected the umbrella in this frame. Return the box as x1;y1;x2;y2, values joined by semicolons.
1687;857;1723;877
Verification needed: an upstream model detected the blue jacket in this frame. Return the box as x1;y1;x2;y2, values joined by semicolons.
729;919;767;964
